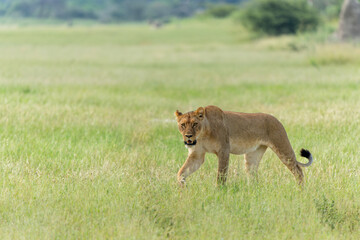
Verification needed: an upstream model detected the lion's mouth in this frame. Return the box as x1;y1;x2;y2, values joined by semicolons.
184;140;197;146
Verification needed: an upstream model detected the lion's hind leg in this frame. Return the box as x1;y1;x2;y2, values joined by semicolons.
269;143;304;185
244;145;267;177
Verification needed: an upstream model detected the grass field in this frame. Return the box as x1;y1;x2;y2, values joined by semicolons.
0;19;359;239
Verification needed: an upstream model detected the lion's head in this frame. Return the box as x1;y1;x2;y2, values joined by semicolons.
175;107;205;146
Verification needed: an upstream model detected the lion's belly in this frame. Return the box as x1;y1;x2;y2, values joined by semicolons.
229;139;261;155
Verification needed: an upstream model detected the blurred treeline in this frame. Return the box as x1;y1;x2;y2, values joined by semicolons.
0;0;246;22
0;0;344;22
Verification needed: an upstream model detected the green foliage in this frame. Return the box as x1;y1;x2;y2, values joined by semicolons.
241;0;320;35
315;195;360;231
6;0;97;19
204;4;238;18
0;0;247;21
312;0;343;19
315;196;343;229
145;1;172;21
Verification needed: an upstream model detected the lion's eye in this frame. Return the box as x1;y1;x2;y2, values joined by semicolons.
192;123;198;127
181;123;186;129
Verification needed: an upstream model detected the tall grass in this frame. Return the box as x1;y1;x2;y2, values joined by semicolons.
0;20;359;239
309;43;360;66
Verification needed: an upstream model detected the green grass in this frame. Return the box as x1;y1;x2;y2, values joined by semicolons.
0;19;359;239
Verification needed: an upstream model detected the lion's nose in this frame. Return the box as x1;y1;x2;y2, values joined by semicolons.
185;134;193;138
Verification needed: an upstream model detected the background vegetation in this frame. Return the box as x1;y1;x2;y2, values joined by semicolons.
0;0;247;22
241;0;320;35
0;0;344;22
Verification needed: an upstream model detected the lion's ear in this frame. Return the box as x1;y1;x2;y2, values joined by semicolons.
175;110;182;118
196;107;204;119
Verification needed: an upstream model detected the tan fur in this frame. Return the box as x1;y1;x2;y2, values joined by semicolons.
175;105;313;186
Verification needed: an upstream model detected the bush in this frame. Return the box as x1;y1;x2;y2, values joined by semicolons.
241;0;320;35
59;8;98;19
204;4;238;18
145;2;172;21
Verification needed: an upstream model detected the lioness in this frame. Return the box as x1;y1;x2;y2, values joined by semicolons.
175;105;313;185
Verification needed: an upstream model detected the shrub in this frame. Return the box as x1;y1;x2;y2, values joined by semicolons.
145;2;172;21
204;4;238;18
241;0;320;35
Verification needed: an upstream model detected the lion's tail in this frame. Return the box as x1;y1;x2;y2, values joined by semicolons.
297;148;313;167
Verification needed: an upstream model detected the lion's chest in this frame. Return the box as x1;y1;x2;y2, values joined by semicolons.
200;138;222;154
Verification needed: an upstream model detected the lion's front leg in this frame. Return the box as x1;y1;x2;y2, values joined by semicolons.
177;150;205;186
216;150;230;185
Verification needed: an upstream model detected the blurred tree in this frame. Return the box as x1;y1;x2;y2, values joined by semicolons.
145;1;172;21
311;0;343;18
11;1;35;17
0;0;249;21
36;0;66;18
241;0;320;35
204;4;238;18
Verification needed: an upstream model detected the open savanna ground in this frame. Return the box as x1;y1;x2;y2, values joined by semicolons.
0;19;359;239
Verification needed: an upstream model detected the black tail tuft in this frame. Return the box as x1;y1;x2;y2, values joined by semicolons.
298;148;313;167
300;148;311;158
